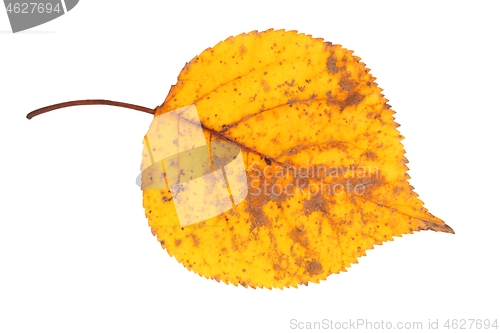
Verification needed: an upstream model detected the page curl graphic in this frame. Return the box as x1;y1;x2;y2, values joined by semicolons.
139;105;248;227
3;0;79;33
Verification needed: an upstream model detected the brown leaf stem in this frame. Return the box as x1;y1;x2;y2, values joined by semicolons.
26;100;155;119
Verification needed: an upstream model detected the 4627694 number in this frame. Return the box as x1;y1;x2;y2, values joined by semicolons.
5;2;61;14
444;319;498;330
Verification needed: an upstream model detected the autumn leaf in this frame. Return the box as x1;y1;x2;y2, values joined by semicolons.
25;29;453;289
141;29;453;289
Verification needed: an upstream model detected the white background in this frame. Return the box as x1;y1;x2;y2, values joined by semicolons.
1;1;499;332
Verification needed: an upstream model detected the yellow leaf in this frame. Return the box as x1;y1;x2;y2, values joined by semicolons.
141;29;454;289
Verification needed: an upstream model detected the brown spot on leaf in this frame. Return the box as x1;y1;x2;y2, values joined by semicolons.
339;75;356;91
290;227;309;247
306;261;323;276
340;92;365;109
246;194;270;231
362;151;377;160
188;234;200;246
327;55;341;74
303;193;329;216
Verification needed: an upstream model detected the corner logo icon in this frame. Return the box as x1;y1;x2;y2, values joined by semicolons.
139;105;249;227
3;0;79;33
